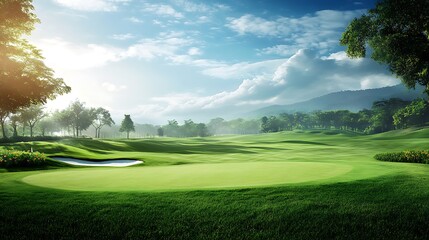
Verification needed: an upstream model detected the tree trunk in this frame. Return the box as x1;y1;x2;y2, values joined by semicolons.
76;127;79;138
127;131;129;139
30;124;34;137
94;128;98;138
0;120;6;139
12;126;17;137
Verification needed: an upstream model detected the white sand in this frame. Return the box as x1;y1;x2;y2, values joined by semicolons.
52;157;143;167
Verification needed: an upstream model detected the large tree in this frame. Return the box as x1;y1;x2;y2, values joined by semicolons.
20;104;45;137
90;108;115;138
340;0;429;93
119;115;135;139
0;0;70;138
68;101;94;138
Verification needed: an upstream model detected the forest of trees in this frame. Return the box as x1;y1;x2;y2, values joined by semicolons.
260;98;429;134
1;97;427;140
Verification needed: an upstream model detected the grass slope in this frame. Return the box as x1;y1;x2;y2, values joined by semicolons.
1;129;429;239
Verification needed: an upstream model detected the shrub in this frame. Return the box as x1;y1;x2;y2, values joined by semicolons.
0;150;47;168
374;150;429;164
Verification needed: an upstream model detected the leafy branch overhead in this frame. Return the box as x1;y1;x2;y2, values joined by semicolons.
0;0;70;113
340;0;429;93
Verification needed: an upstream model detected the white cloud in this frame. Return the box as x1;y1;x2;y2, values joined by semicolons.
34;32;201;70
126;17;143;23
258;45;301;57
171;0;230;13
142;4;184;19
34;38;124;70
187;47;202;56
102;82;127;92
167;55;225;68
134;49;398;120
124;31;195;60
52;0;130;12
202;59;285;79
227;10;365;55
111;33;135;40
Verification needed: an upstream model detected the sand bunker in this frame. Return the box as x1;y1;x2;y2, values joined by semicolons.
53;157;143;167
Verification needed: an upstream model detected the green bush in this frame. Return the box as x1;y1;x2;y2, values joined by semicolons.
374;150;429;164
0;150;47;168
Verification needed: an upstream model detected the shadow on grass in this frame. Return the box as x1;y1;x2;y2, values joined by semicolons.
281;140;331;146
2;138;287;156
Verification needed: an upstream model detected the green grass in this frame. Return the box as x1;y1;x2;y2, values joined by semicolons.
2;128;429;239
22;162;352;191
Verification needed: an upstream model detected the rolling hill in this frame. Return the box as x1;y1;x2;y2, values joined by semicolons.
248;84;427;117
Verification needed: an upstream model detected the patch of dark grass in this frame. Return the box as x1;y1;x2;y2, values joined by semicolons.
1;174;429;239
281;140;331;146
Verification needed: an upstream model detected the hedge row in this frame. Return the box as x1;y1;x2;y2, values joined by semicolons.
374;150;429;164
0;136;72;144
0;150;47;168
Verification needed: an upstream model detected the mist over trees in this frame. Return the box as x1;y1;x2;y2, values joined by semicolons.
0;96;427;141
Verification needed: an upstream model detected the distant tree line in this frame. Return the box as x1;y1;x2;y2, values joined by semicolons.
1;100;114;139
2;98;427;140
156;118;260;138
260;98;429;134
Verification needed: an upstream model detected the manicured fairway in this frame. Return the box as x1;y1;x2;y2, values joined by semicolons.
2;128;429;239
23;162;352;191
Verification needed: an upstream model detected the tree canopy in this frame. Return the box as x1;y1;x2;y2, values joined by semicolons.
0;0;70;114
340;0;429;93
90;107;115;138
119;115;135;139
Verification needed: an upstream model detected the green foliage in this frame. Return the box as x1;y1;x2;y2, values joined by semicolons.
19;104;45;137
0;149;46;167
90;107;115;138
0;0;70;114
340;0;429;93
393;99;429;128
157;127;164;137
119;114;135;139
54;100;95;138
366;98;410;133
374;150;429;164
162;119;210;137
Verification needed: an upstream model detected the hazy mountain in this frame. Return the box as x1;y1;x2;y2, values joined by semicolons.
248;84;427;117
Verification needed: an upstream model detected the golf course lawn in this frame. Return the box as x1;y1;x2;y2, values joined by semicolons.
22;162;353;191
1;128;429;239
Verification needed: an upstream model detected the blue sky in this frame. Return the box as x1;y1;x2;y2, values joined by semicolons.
30;0;399;124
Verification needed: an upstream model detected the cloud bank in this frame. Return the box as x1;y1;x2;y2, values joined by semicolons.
132;49;398;121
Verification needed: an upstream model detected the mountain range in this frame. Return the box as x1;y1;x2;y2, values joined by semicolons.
247;84;427;117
